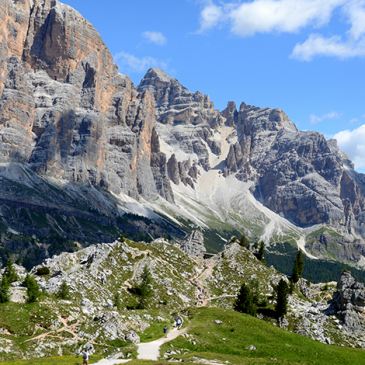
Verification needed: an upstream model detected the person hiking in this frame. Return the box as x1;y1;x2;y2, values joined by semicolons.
176;318;182;329
82;349;89;365
164;325;168;338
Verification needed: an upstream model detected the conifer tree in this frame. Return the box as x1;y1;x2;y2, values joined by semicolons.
114;292;121;309
138;265;152;309
291;250;304;283
239;234;248;247
276;279;289;318
234;283;257;316
257;241;266;264
4;258;18;283
23;275;41;303
57;281;71;300
0;277;10;304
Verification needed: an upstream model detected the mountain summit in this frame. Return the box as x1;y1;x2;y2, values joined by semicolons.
0;0;365;266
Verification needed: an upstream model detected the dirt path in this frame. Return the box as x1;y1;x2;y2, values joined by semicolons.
137;327;187;360
93;327;187;364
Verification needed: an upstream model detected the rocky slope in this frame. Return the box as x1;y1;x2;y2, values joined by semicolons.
1;236;365;360
0;0;365;267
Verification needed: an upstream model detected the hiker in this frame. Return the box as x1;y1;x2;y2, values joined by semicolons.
82;349;89;365
176;318;182;329
164;325;168;338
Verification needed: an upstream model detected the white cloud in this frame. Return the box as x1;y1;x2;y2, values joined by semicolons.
142;31;167;45
333;124;365;169
197;0;365;61
199;4;224;31
309;111;343;124
229;0;344;36
291;33;365;61
114;52;167;73
198;0;345;35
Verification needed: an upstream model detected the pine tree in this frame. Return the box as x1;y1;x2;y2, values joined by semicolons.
276;279;289;318
114;292;121;309
23;275;41;303
291;250;304;283
0;277;10;304
239;234;248;247
257;241;266;264
4;258;18;283
138;265;152;309
234;283;257;316
57;281;71;300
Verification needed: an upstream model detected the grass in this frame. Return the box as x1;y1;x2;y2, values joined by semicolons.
160;307;365;365
0;355;103;364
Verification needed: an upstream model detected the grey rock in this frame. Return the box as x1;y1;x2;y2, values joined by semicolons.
126;330;140;344
180;231;206;258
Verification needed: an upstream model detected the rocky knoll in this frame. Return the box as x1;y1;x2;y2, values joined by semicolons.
0;0;173;203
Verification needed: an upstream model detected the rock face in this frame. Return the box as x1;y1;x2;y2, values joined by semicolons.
0;0;174;203
180;231;206;258
333;271;365;332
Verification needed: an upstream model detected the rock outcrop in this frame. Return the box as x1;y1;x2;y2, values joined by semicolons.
180;231;206;258
333;271;365;332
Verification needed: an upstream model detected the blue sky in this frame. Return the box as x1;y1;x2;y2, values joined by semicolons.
63;0;365;173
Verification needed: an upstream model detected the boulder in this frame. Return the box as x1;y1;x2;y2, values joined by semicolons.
180;231;206;258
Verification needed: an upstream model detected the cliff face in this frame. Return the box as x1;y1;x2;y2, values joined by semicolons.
0;0;173;203
138;68;365;263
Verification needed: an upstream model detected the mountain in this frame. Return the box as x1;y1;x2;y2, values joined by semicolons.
1;0;365;268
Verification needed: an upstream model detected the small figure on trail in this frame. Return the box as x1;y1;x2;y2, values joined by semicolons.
195;301;198;306
82;349;89;365
164;325;168;338
176;318;182;329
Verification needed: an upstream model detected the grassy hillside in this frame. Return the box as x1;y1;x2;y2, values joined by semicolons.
161;307;365;365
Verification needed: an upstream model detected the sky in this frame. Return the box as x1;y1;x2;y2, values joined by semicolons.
63;0;365;173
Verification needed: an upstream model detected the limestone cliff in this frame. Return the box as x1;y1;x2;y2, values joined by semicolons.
0;0;174;203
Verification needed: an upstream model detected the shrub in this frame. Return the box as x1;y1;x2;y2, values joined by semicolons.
239;234;247;247
36;267;50;276
114;292;121;309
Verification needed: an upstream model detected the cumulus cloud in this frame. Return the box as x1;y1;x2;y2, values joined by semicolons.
309;111;343;124
333;124;365;169
198;0;365;61
291;33;365;61
114;52;167;73
142;31;167;45
198;0;345;35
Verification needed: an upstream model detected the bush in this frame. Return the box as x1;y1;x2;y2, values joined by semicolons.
239;234;247;247
114;292;121;309
36;267;50;276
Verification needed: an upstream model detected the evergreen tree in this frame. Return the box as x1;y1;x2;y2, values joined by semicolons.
138;265;152;309
291;250;304;283
23;275;41;303
234;283;257;316
250;279;260;306
114;292;121;309
4;258;18;283
276;279;289;318
239;234;248;247
257;241;266;264
0;277;10;304
57;281;71;300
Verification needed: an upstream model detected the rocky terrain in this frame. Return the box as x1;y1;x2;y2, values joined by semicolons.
1;235;365;361
0;0;365;267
